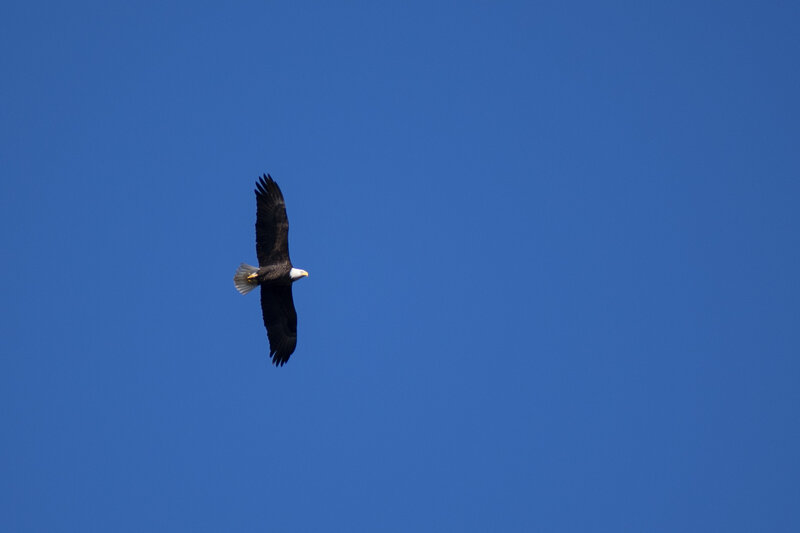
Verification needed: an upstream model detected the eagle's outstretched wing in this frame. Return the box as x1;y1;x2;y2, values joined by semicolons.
255;174;291;268
260;284;298;366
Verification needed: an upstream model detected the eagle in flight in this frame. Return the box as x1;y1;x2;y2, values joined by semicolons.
234;174;308;366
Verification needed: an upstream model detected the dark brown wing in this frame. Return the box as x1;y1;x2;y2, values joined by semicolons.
260;284;298;366
255;174;291;267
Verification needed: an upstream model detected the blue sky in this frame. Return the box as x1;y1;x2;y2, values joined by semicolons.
2;1;799;531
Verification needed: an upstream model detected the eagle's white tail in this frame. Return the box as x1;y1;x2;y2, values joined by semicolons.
233;263;260;295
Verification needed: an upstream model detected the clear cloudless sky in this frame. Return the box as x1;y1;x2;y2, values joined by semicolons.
2;1;799;531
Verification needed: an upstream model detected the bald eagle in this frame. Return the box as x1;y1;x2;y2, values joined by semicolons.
234;174;308;366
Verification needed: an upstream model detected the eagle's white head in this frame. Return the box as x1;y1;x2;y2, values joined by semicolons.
289;268;309;281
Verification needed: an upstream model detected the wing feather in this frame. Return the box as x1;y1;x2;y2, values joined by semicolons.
255;174;291;267
260;284;298;366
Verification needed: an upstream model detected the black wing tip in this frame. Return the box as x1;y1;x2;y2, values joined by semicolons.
267;331;295;366
256;173;274;187
268;336;296;367
254;174;269;196
270;350;292;367
254;173;283;200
